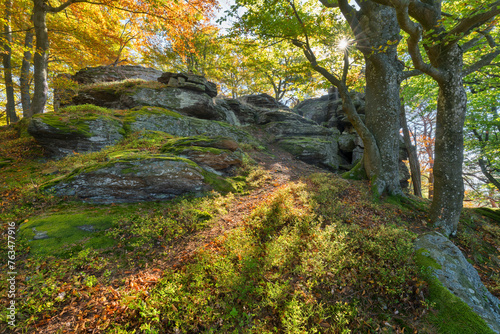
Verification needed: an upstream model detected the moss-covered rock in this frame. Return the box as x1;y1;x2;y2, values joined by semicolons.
28;105;261;158
415;232;500;333
277;136;341;170
48;154;211;203
28;105;125;158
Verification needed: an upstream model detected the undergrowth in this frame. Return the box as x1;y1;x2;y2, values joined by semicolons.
1;124;499;333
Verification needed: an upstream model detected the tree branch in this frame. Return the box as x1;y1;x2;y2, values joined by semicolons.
463;48;500;77
318;0;339;8
402;69;422;80
392;0;445;81
445;1;500;44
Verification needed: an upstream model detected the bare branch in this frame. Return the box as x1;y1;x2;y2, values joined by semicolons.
402;69;422;80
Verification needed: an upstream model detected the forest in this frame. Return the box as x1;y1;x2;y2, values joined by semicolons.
1;0;500;333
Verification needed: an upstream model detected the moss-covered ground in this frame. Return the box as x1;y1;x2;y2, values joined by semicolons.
1;120;499;333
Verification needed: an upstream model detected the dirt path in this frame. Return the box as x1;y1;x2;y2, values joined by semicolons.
162;144;328;268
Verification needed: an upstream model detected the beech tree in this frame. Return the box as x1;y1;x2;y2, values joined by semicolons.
230;0;427;196
370;0;500;235
1;0;18;124
29;0;217;117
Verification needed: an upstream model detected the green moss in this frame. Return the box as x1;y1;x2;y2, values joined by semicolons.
163;144;226;156
415;248;442;270
341;159;367;180
202;170;237;193
385;195;429;212
127;106;183;118
19;211;116;257
59;104;113;115
427;277;494;333
415;249;494;333
34;104;122;138
13;117;31;138
79;79;165;95
474;208;500;224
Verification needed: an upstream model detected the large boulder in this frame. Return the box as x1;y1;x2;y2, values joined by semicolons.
214;98;256;126
277;136;341;170
294;94;338;125
157;72;218;98
72;65;163;85
415;232;500;333
28;107;125;158
238;93;289;110
70;84;226;121
48;155;213;203
160;136;243;175
28;106;259;158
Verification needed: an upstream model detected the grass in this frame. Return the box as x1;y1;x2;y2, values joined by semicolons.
1;121;499;333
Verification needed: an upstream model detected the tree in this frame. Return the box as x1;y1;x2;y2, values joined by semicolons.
1;0;19;124
29;0;217;117
231;0;413;196
371;0;500;236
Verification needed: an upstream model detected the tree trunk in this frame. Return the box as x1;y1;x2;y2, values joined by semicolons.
21;24;34;117
429;45;467;236
428;170;434;199
364;53;403;196
2;0;18;124
29;0;49;117
358;4;404;196
400;103;422;197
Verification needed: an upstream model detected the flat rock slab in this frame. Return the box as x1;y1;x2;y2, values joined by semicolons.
415;232;500;333
50;157;210;203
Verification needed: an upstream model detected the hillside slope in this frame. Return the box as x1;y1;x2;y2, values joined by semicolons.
1;122;500;333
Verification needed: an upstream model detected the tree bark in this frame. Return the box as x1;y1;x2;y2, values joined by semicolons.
429;44;467;236
2;0;18;124
29;0;50;117
21;24;34;118
400;103;422;197
354;3;404;196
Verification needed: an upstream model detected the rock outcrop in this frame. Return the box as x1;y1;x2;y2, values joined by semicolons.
238;93;289;110
28;106;258;159
415;232;500;333
72;65;163;85
157;72;218;98
40;67;411;198
69;83;226;121
292;89;409;186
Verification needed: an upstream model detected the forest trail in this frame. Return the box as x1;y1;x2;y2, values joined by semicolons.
160;144;328;269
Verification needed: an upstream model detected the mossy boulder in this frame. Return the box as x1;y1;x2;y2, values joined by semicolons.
48;155;215;203
415;232;500;333
28;105;124;158
161;136;243;174
28;106;260;158
67;80;226;121
127;108;258;146
277;136;341;170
